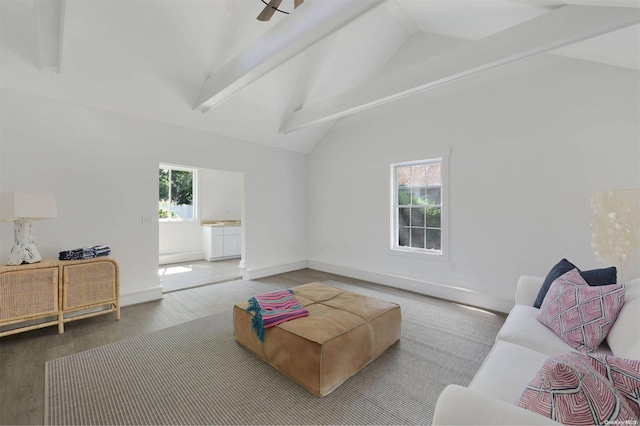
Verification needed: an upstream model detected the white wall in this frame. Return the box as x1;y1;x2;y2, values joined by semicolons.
200;168;243;221
158;167;244;264
0;88;307;305
307;50;640;312
158;221;202;264
2;38;637;313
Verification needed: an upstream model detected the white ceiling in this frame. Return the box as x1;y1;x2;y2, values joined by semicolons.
1;0;638;154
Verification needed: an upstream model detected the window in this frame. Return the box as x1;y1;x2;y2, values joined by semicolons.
159;165;197;221
392;158;445;255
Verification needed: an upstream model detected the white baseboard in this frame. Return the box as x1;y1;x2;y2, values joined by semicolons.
241;260;308;280
120;285;163;307
307;260;513;313
159;250;204;265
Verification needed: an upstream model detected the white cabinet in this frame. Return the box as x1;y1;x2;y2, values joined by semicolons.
202;225;241;261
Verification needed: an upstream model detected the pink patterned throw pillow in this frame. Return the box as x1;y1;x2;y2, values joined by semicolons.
517;352;639;425
582;353;640;419
537;268;625;351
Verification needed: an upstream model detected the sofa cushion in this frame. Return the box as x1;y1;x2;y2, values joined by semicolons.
517;352;638;425
534;259;617;308
434;385;560;425
622;278;640;302
606;278;639;359
537;269;625;352
497;305;612;356
469;340;550;404
515;275;546;306
607;296;640;360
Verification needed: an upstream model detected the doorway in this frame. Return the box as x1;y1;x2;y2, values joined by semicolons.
158;163;245;293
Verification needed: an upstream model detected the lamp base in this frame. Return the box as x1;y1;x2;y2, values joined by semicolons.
6;219;42;265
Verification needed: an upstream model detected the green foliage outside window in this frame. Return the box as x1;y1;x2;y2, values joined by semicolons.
397;188;441;249
158;209;178;219
169;170;193;205
159;167;194;219
397;190;441;226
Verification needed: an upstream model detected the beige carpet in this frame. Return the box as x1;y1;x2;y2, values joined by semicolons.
45;281;504;425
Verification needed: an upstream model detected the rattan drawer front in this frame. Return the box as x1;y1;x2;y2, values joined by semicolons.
0;268;58;321
63;262;116;310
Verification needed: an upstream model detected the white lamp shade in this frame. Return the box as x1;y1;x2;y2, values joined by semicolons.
0;192;57;220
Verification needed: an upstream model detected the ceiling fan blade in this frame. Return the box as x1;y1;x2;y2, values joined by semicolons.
294;0;303;9
257;0;283;21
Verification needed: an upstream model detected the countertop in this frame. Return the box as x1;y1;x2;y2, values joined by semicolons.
201;220;241;227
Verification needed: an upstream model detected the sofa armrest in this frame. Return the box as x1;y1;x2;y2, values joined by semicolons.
515;275;544;306
432;385;559;425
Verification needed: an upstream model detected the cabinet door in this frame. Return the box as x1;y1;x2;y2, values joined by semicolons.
223;234;241;257
212;236;224;259
0;268;58;321
63;262;116;310
203;227;226;260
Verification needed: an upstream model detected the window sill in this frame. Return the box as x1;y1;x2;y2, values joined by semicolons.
388;248;449;262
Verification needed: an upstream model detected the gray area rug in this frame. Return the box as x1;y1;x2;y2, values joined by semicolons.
45;281;504;425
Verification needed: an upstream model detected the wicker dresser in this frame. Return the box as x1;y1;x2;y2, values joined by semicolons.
0;257;119;337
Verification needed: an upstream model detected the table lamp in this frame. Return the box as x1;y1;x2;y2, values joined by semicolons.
1;192;57;265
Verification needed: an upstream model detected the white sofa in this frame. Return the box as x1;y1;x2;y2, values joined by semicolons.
432;275;640;425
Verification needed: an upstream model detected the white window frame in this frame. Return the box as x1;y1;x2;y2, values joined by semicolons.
390;149;449;259
159;164;198;222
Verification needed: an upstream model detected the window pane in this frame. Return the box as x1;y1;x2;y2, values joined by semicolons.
426;207;441;228
410;228;425;249
160;168;195;220
398;207;410;227
398;187;411;205
159;169;170;219
170;170;193;205
410;165;427;187
398;227;410;247
426;187;441;205
396;166;412;189
411;187;427;205
426;162;441;186
159;169;169;200
426;229;441;250
410;207;425;227
159;203;170;219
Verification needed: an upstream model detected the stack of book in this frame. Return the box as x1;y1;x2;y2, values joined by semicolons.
59;245;111;261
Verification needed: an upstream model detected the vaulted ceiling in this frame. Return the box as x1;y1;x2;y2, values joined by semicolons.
1;0;638;153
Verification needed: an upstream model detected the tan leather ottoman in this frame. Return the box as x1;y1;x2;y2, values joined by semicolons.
233;282;402;397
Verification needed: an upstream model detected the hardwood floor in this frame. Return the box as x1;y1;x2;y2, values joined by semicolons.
159;259;241;293
0;268;502;425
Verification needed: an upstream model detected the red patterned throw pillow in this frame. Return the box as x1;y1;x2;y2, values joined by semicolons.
537;268;625;351
517;352;639;425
